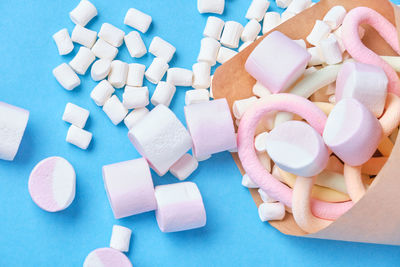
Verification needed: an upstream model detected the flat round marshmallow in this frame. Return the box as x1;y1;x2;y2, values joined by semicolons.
83;248;132;267
91;59;111;81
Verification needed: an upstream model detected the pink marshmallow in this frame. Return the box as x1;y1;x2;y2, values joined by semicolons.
83;248;132;267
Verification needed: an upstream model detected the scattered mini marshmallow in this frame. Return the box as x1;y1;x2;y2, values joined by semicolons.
198;37;221;66
252;81;271;98
91;38;118;60
53;63;81;90
306;20;331;46
110;225;132;252
90;80;115;106
197;0;225;14
53;29;74;55
108;60;129;88
166;68;193;87
262;12;281;34
124;8;152;33
124;108;149;130
293;39;307;49
126;63;146;87
241;20;261;42
287;0;312;14
71;24;97;49
254;132;268;152
102;95;128;125
281;9;296;22
122;86;149;109
258;202;285;221
319;34;342;65
220;21;243;48
83;248;132;267
69;46;95;75
66;125;92;150
203;16;224;40
154;182;206;232
258;188;276;203
185;89;210;106
102;158;157;218
149;36;176;63
0;102;29;161
241;173;258;188
69;0;97;26
307;47;324;66
323;5;346;30
145;58;169;84
246;0;270;22
128;105;192;176
239;41;253;52
216;47;238;64
98;23;125;47
150;82;176;107
62;102;89;128
169;153;199;180
192;62;211;89
124;31;147;58
232;96;258;119
91;58;111;81
276;0;292;9
28;157;75;212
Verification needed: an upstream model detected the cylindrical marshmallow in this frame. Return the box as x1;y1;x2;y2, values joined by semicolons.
287;0;312;14
62;102;89;128
276;0;292;9
145;58;169;84
203;16;224;40
192;62;211;89
53;28;74;55
69;46;95;75
124;31;147;58
307;47;324;66
124;8;152;33
28;157;75;212
122;86;149;109
169;154;199;180
66;125;92;150
90;80;115;106
110;225;132;252
166;68;193;87
197;37;221;66
91;59;111;81
155;182;206;232
69;0;97;26
263;12;281;34
252;81;271;98
91;38;118;60
124;108;149;130
242;173;259;188
151;81;176;107
241;19;261;42
319;34;342;65
216;46;238;64
197;0;225;14
306;20;331;46
323;5;346;30
83;248;132;267
232;96;258;119
53;63;80;90
149;36;176;63
254;132;268;152
258;202;285;222
71;24;97;49
126;63;146;87
245;0;270;22
98;23;125;47
185;89;210;106
108;60;129;88
102;95;128;125
220;21;243;49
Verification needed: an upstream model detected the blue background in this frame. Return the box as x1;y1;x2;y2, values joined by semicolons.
1;0;400;266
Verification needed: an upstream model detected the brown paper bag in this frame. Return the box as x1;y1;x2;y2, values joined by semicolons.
213;0;400;245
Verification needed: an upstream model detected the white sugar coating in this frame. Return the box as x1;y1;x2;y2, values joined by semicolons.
53;63;80;91
203;16;224;40
149;36;176;63
69;0;97;26
62;102;89;128
126;63;146;87
66;125;92;150
124;8;152;33
124;108;149;130
71;24;97;48
52;28;74;55
166;68;193;87
91;80;115;106
69;46;95;75
124;31;147;58
151;82;176;107
98;23;125;47
91;59;112;81
91;39;118;60
52;157;76;209
103;95;128;125
198;37;221;66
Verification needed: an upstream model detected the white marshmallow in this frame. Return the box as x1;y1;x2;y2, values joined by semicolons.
262;12;281;34
69;0;97;26
197;0;225;14
252;81;271;98
281;10;296;22
169;154;199;180
124;108;149;130
91;59;111;81
71;24;97;49
122;86;149;109
108;60;129;88
245;0;270;22
149;36;176;63
53;63;80;90
241;20;261;42
185;89;209;106
287;0;312;14
145;58;169;84
258;188;276;203
198;37;221;66
126;63;146;87
91;38;118;60
151;82;176;107
69;47;95;75
124;31;147;58
90;80;115;106
319;34;342;65
98;23;125;47
66;125;92;150
192;62;211;89
239;41;253;52
166;68;193;87
306;20;331;46
254;132;268;152
203;16;224;40
62;103;89;128
258;202;285;221
124;8;152;33
216;47;238;64
220;21;243;49
103;95;128;125
53;29;74;55
323;6;346;30
242;173;258;188
307;47;324;66
232;96;258;119
276;0;292;8
110;225;131;252
293;39;307;49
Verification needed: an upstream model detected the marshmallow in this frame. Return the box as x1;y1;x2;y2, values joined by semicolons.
203;16;224;40
293;39;307;49
185;89;209;106
306;20;331;46
169;154;199;180
258;188;276;203
241;20;261;42
53;63;80;90
184;99;236;159
287;0;312;14
252;82;271;98
98;23;125;47
276;0;292;9
192;62;211;89
258;202;285;221
110;225;131;252
124;8;152;33
209;75;214;98
197;0;225;14
335;61;388;118
71;24;97;48
263;12;281;34
103;158;157;218
220;21;243;49
128;105;192;176
216;47;238;64
103;95;128;125
28;157;75;212
242;173;258;188
239;41;253;52
83;248;132;267
323;98;382;166
304;66;318;75
319;34;342;65
149;36;176;63
69;47;95;75
151;82;176;107
245;0;270;22
126;63;146;87
66;125;92;149
62;103;89;128
254;132;268;152
124;31;147;58
91;59;111;81
198;37;221;66
0;102;29;161
166;68;193;87
307;47;324;66
145;58;169;84
108;60;129;88
69;0;97;26
90;80;115;106
323;6;346;30
245;31;310;93
124;108;149;130
53;29;74;55
122;86;149;109
232;96;258;120
91;38;118;60
155;182;206;232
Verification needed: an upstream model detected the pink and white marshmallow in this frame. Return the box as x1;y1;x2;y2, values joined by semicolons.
83;248;132;267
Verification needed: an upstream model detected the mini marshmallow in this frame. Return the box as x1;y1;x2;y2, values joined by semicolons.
91;38;118;60
263;12;281;34
149;36;176;63
110;225;131;252
28;157;75;212
198;37;221;66
90;80;115;106
242;173;258;188
246;0;270;22
252;81;271;98
203;16;224;40
166;68;193;87
128;105;192;176
53;63;80;90
197;0;225;14
151;82;176;107
145;58;169;84
122;86;149;109
293;39;307;49
319;34;342;65
239;41;253;52
192;62;211;89
66;125;92;149
281;10;296;22
124;31;147;58
53;29;74;55
103;158;157;219
232;96;258;120
108;60;129;88
0;102;29;161
258;202;285;221
307;47;324;66
126;63;146;87
241;20;261;42
306;20;331;46
216;47;238;64
103;95;128;125
124;108;149;130
258;188;276;203
254;132;268;152
276;0;292;8
83;248;132;267
220;21;243;49
91;59;111;81
124;8;152;33
71;24;97;49
69;46;95;75
169;154;199;180
287;0;312;14
62;103;89;128
69;0;97;26
98;23;125;47
155;182;206;232
323;6;346;30
185;89;209;106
